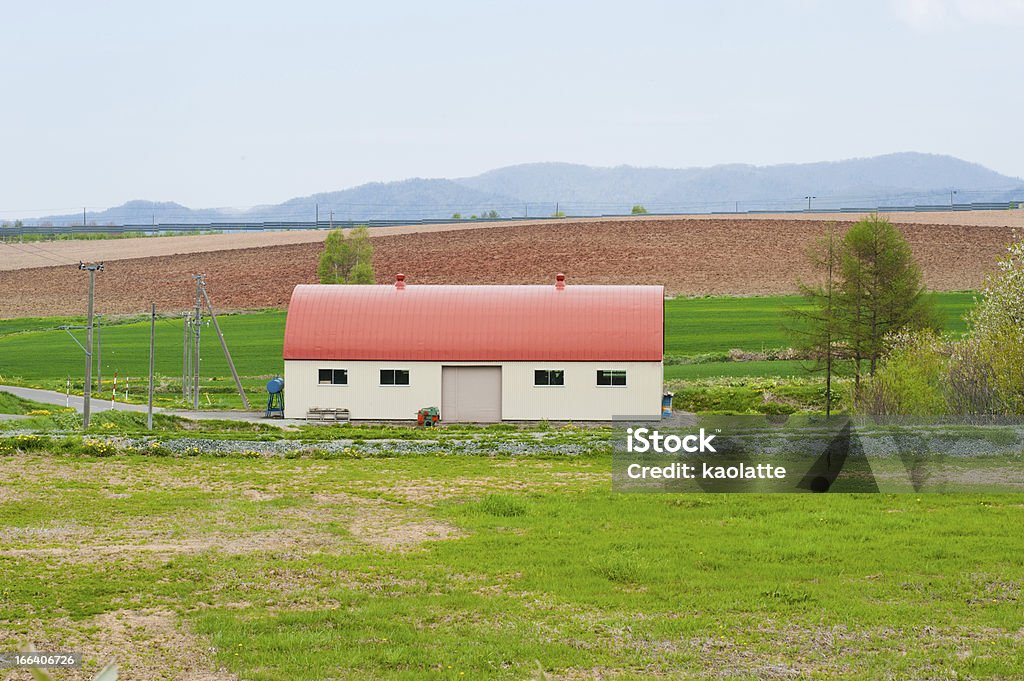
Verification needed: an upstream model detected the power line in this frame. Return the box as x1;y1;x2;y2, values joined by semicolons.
0;240;70;266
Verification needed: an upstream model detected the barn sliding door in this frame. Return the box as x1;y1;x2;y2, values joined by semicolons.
441;366;502;422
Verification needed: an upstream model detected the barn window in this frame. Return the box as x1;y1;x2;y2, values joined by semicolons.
596;370;627;387
318;369;348;385
380;369;410;386
534;369;565;386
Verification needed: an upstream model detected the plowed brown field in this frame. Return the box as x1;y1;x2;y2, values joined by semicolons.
0;217;1018;317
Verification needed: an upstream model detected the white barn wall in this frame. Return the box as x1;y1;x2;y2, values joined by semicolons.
500;361;663;420
283;360;662;421
284;361;440;421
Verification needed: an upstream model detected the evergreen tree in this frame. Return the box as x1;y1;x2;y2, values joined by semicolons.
790;224;841;415
836;215;935;387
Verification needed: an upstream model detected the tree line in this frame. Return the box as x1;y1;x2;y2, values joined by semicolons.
791;215;1024;415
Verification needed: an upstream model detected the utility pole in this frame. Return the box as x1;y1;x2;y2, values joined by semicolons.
96;318;102;389
182;311;190;400
804;195;816;211
950;189;958;206
193;276;203;411
329;210;333;230
82;208;86;227
197;275;251;409
315;202;319;226
148;304;155;430
824;226;835;417
79;262;104;429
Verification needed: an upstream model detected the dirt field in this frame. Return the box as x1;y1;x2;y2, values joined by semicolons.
0;214;1019;317
2;210;1022;272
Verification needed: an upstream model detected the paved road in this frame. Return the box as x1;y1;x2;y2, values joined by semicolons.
0;385;299;426
0;384;155;413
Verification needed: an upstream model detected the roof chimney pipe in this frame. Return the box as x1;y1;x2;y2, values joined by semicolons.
395;273;406;290
555;273;566;290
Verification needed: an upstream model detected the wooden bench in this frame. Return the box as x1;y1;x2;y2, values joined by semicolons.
306;407;350;422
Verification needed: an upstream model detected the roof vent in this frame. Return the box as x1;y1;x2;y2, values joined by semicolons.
395;273;406;290
555;273;566;290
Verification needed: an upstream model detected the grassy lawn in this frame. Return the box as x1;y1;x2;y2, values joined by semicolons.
1;450;1022;680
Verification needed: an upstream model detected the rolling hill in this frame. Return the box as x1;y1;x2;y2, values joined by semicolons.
15;152;1023;226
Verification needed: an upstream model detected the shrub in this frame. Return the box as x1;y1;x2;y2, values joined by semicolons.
857;331;948;416
858;239;1024;415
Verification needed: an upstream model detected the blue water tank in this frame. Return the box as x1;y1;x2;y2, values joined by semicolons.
267;377;284;394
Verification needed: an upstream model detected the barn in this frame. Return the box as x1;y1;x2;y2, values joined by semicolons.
282;275;664;421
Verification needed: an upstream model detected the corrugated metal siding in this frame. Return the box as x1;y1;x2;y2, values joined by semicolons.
283;283;664;362
500;361;663;420
441;366;502;422
283;360;662;421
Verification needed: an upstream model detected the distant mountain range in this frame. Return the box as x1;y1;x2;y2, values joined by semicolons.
14;153;1024;226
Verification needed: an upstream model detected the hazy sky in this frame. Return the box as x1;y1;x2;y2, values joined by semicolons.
2;0;1022;215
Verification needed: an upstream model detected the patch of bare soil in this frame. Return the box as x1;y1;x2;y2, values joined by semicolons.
4;609;237;681
0;216;1018;317
309;491;464;550
348;510;463;551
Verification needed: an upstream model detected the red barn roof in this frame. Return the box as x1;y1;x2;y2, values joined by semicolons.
283;279;664;362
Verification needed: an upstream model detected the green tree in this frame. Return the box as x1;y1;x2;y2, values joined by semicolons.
451;213;462;220
859;238;1024;416
789;224;842;415
836;215;935;389
317;226;375;284
485;210;499;218
631;204;648;215
960;238;1024;413
789;216;935;406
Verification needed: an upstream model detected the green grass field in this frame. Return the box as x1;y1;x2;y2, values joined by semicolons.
663;291;976;356
1;291;1021;679
0;293;978;410
664;359;854;381
1;450;1021;680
